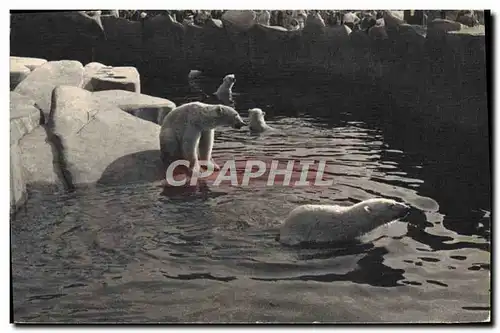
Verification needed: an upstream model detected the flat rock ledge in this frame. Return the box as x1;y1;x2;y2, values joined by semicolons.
83;62;141;93
10;85;175;217
47;86;166;187
93;89;176;125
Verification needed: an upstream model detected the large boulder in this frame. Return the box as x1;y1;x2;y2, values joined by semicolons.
47;86;164;187
10;11;105;65
305;12;327;29
427;19;464;38
248;24;301;70
10;63;30;91
368;25;389;40
10;56;47;71
83;62;141;93
14;60;84;119
184;18;236;73
96;16;142;68
10;92;51;215
382;10;405;35
10;142;27;217
92;90;176;125
10;92;43;145
17;126;62;192
455;10;480;27
142;14;187;77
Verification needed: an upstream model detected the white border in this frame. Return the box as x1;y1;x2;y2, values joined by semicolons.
4;1;500;10
3;0;497;331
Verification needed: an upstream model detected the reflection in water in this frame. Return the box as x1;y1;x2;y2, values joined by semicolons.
11;74;490;323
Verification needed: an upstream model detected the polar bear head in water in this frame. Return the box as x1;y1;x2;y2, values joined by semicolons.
248;108;274;133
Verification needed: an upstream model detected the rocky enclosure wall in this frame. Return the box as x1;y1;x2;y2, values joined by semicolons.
10;11;489;131
9;58;176;217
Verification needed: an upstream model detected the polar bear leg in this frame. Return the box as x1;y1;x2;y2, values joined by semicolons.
181;127;202;174
198;129;220;171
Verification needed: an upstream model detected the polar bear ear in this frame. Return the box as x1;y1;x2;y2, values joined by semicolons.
364;205;372;213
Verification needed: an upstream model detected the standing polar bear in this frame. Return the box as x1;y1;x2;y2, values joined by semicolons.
159;102;246;175
215;74;236;105
278;198;410;246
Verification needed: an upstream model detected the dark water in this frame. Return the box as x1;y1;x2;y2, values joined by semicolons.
11;73;491;323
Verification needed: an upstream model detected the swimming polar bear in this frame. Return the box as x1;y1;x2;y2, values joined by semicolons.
277;198;410;246
159;101;246;175
215;74;236;105
248;108;274;133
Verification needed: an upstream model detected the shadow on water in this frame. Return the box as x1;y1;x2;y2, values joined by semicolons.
97;150;164;186
11;71;491;322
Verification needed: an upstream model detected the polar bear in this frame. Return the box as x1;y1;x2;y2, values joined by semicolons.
159;102;246;175
277;198;410;246
215;74;236;105
248;108;274;133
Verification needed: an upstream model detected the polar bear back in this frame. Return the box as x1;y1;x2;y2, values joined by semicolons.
161;102;230;131
279;204;358;245
161;102;207;129
161;101;243;140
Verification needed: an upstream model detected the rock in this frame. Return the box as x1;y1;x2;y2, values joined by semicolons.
396;24;427;45
10;92;43;145
142;14;187;77
455;10;479;27
10;56;47;71
98;16;142;68
10;56;48;90
10;142;27;216
93;89;176;125
267;25;288;32
255;10;270;26
10;12;105;66
448;25;485;36
10;63;30;91
47;86;164;187
428;19;463;34
18;126;62;190
305;12;326;29
368;25;389;40
83;62;109;88
14;60;84;119
383;10;405;33
221;10;256;31
343;12;361;25
208;18;223;28
83;62;141;93
325;25;352;39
